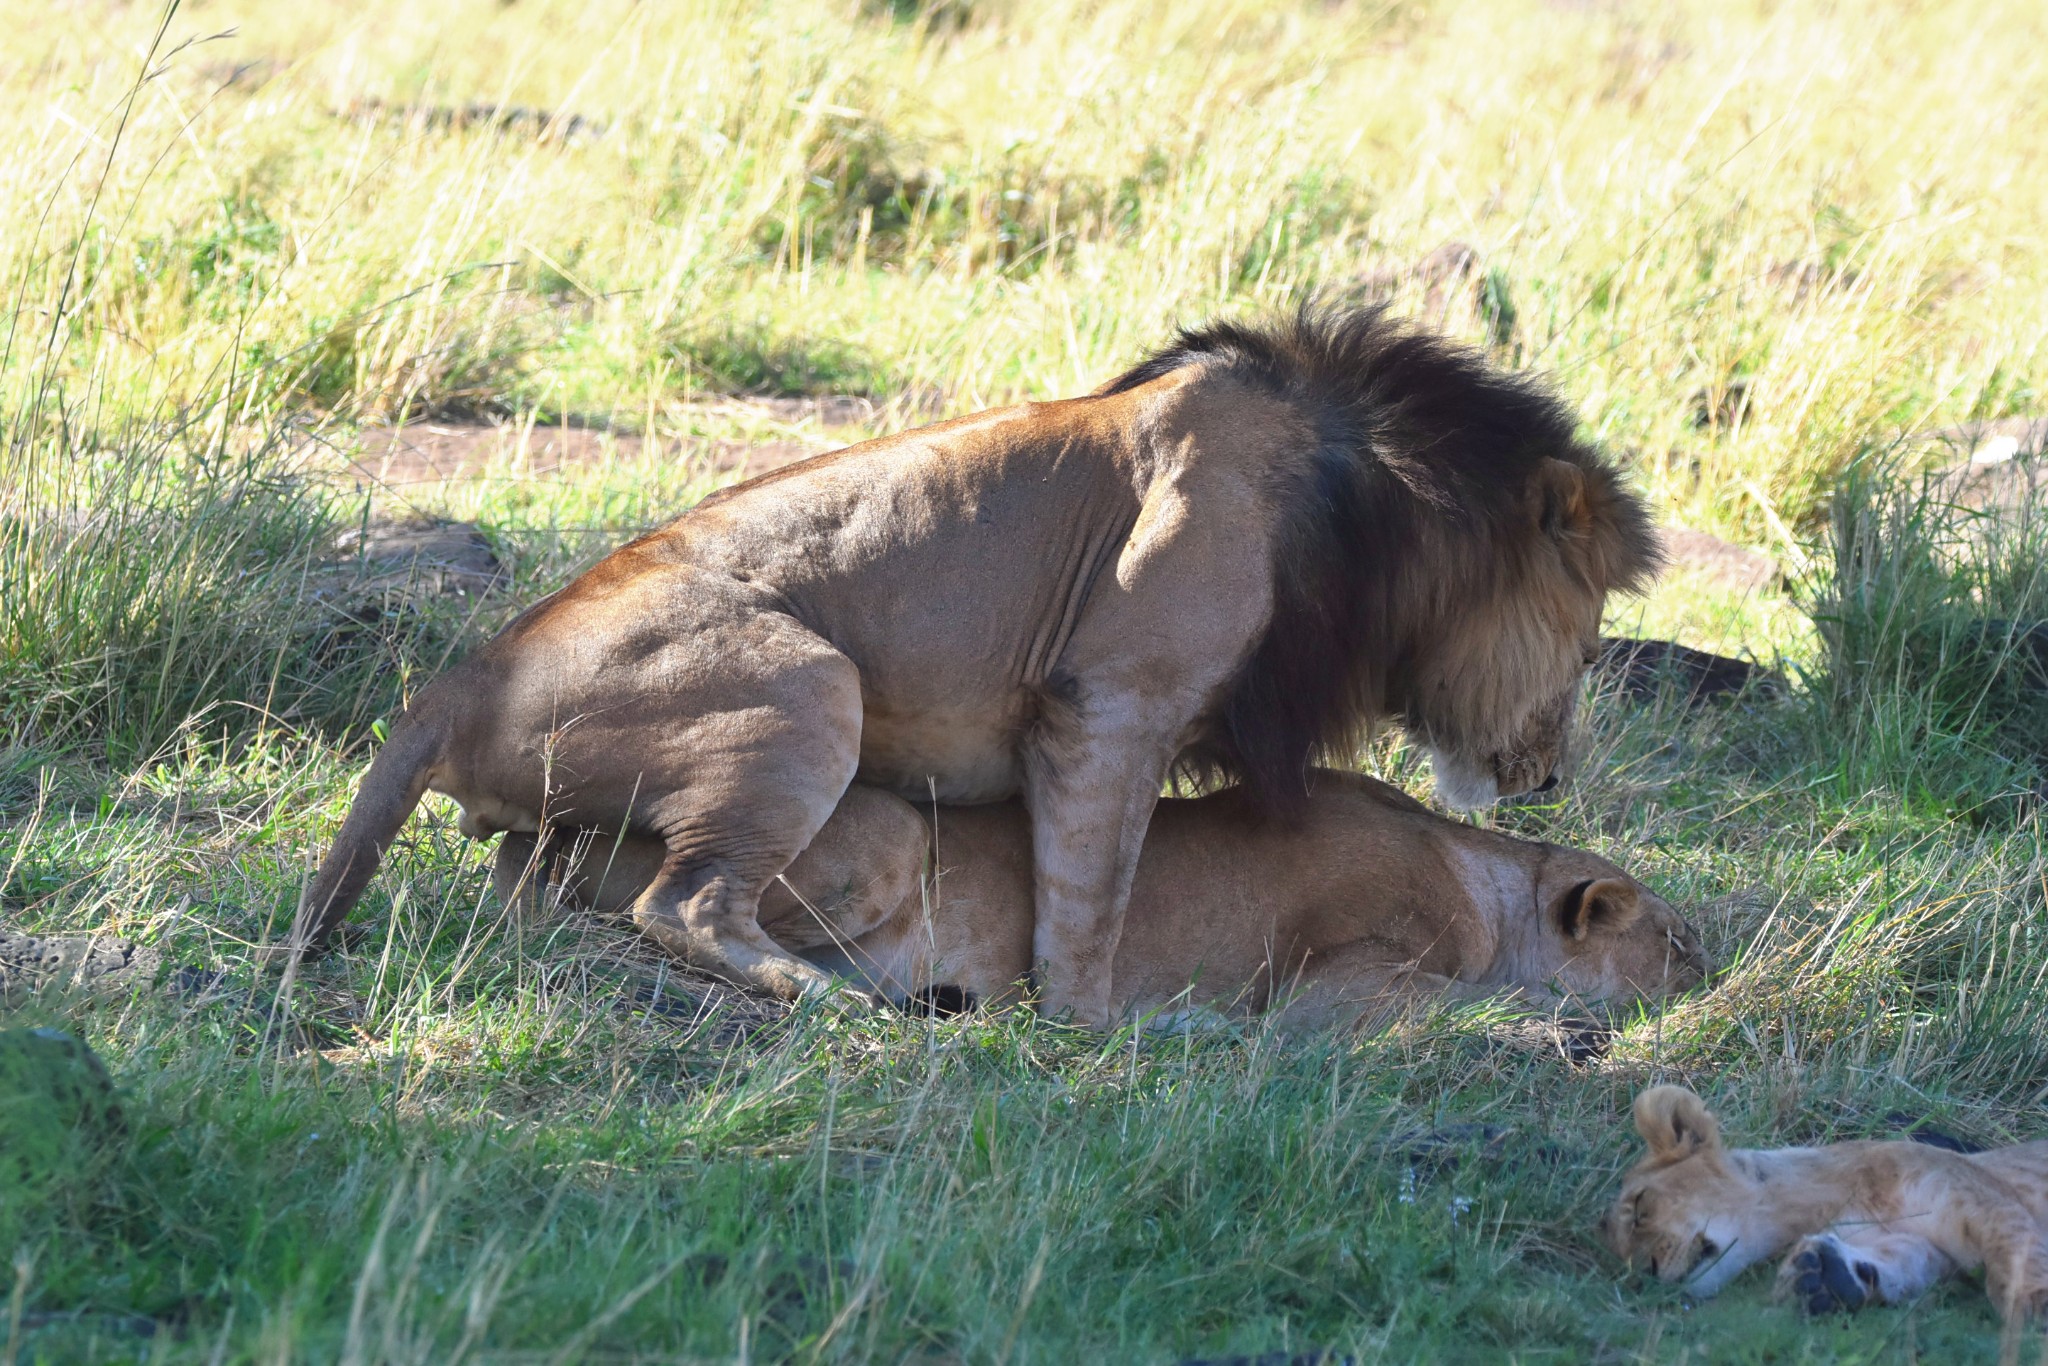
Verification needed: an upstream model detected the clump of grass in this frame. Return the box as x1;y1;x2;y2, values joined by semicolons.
1802;449;2048;810
1;428;330;759
0;416;525;766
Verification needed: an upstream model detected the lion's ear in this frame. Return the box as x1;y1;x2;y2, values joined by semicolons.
1633;1085;1721;1159
1532;457;1590;540
1560;877;1642;940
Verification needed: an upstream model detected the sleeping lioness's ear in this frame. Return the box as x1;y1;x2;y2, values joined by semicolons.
1532;457;1589;540
1632;1085;1721;1159
1559;877;1642;940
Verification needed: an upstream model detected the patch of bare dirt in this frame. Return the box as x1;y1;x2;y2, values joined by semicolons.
1659;526;1778;593
1920;415;2048;460
333;423;770;493
307;397;884;495
338;96;607;144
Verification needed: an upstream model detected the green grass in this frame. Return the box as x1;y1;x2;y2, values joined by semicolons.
6;0;2048;1360
6;685;2048;1362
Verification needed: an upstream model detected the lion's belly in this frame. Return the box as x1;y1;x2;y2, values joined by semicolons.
856;703;1024;804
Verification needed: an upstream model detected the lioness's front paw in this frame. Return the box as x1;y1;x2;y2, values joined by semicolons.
796;975;882;1014
1995;1275;2048;1323
1781;1237;1877;1314
1140;1004;1235;1035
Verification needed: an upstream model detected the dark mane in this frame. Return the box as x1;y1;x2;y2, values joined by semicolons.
1100;303;1658;814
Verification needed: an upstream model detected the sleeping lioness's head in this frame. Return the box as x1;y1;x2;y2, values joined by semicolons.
1507;843;1709;1009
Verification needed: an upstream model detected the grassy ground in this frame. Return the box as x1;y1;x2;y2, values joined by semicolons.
5;0;2048;1361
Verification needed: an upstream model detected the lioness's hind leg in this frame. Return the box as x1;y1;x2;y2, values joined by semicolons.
756;785;929;956
492;831;552;916
1265;946;1504;1035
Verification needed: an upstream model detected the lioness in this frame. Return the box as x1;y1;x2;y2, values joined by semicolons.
295;307;1658;1024
496;770;1708;1029
1603;1086;2048;1321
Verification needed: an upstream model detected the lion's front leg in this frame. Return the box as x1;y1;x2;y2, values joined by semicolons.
1021;686;1180;1028
1773;1229;1953;1313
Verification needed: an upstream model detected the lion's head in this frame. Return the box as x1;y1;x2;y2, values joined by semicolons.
1521;849;1709;1007
1600;1087;1777;1296
1101;306;1660;814
1412;455;1660;808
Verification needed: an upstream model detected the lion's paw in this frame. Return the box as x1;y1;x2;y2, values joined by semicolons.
1782;1236;1878;1314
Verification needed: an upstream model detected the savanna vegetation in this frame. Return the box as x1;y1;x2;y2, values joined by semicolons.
4;0;2048;1359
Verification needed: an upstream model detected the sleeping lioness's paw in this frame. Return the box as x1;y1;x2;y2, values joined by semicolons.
2001;1277;2048;1323
1782;1236;1877;1314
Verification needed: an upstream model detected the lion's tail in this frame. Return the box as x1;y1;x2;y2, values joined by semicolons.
289;708;449;954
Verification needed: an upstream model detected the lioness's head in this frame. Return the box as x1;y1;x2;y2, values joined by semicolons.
1416;456;1660;809
1600;1087;1776;1297
1519;848;1709;1007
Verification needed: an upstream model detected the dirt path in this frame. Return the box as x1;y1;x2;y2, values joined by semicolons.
314;396;883;495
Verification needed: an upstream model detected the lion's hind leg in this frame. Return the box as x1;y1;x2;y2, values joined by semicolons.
623;620;867;1005
1262;947;1506;1035
1774;1229;1953;1314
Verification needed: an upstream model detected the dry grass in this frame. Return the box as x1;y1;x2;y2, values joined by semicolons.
3;0;2044;536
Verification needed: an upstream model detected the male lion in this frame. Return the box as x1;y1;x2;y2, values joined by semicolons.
1602;1086;2048;1321
293;306;1658;1024
496;770;1709;1029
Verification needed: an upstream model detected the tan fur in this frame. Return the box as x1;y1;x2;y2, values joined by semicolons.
292;313;1652;1026
496;769;1709;1029
1602;1086;2048;1321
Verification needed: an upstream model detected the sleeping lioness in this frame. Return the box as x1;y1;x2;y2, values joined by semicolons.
1603;1086;2048;1321
497;770;1708;1030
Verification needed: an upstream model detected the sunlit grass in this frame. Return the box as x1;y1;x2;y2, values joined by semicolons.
2;0;2044;537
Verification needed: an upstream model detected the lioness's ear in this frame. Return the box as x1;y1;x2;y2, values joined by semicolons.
1532;457;1589;540
1560;877;1643;940
1633;1085;1720;1158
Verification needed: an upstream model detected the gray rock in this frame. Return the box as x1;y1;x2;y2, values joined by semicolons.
1596;637;1785;706
1928;447;2048;517
328;517;508;599
0;932;159;1000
